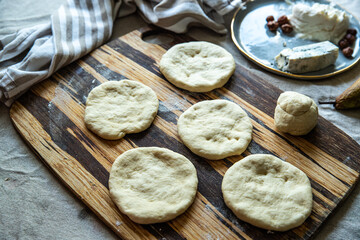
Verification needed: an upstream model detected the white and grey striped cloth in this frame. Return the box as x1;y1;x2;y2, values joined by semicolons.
0;0;244;106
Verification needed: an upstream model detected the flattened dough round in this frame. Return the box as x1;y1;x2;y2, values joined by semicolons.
109;147;198;224
177;100;253;160
222;154;313;231
84;80;159;140
159;41;235;92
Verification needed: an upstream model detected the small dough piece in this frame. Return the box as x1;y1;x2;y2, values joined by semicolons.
109;147;198;224
159;41;235;92
222;154;313;231
177;100;253;160
84;80;159;140
274;91;318;135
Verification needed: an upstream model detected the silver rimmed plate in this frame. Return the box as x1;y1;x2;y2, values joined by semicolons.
231;0;360;79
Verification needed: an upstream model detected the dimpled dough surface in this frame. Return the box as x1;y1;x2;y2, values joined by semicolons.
177;100;253;160
109;147;198;224
159;41;235;92
84;80;159;140
222;154;313;231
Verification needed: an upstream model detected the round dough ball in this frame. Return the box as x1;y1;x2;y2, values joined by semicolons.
159;41;235;92
274;91;318;136
84;80;159;140
222;154;313;231
177;100;253;160
109;147;198;224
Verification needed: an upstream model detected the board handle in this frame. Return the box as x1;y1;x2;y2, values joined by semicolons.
138;25;193;46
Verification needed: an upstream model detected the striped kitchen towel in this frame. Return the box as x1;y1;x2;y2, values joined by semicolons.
0;0;244;106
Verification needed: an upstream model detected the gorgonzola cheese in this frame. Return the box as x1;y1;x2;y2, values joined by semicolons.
275;41;339;74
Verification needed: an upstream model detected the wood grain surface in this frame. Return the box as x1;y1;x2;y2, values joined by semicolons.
10;27;360;240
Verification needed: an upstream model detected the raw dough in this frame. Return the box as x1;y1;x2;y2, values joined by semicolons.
177;100;253;160
109;147;198;224
84;80;159;140
274;91;318;135
222;154;313;231
159;41;235;92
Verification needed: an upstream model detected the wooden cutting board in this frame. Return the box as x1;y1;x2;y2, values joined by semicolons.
10;27;360;240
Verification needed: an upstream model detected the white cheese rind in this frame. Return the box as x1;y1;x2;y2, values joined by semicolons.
290;3;349;43
275;41;339;74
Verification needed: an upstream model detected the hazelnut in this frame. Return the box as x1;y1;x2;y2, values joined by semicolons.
267;21;279;32
342;47;353;58
345;33;356;44
277;15;289;26
347;28;357;36
266;15;275;22
281;24;293;34
338;39;349;49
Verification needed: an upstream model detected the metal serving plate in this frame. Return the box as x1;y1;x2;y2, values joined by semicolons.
231;0;360;79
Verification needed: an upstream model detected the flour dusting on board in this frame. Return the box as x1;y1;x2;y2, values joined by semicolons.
162;92;190;111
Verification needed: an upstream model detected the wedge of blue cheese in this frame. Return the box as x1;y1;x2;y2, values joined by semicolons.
275;41;339;74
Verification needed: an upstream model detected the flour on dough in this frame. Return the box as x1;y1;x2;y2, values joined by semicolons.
109;147;198;224
159;41;235;92
177;100;253;160
84;80;159;140
222;154;313;231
